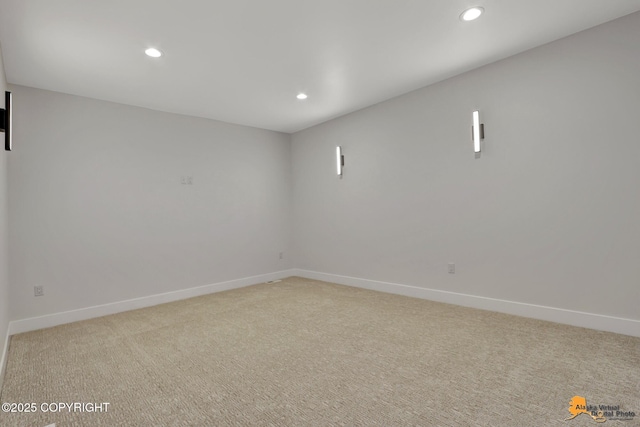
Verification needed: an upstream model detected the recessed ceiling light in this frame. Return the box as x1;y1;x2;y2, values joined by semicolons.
460;6;484;21
296;93;308;100
145;48;163;58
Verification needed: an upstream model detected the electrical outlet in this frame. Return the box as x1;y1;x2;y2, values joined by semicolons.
34;285;44;297
448;263;455;274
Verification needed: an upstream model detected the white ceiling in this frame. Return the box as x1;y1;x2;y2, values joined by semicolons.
1;1;640;133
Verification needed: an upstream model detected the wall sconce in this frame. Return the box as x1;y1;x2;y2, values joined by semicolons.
1;91;12;151
336;146;344;177
472;110;484;157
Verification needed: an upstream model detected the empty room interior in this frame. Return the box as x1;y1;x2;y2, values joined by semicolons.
0;1;639;426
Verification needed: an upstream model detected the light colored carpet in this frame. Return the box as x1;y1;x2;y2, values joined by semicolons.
0;276;638;426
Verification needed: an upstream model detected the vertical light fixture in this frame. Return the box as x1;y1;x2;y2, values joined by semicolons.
336;146;344;177
1;91;11;151
472;110;484;156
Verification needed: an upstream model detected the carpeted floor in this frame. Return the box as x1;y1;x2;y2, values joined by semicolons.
1;276;639;426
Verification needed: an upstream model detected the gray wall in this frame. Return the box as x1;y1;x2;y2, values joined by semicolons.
5;12;640;330
8;86;292;320
292;12;640;321
0;44;9;381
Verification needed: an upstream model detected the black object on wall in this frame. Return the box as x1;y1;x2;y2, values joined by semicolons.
1;91;12;151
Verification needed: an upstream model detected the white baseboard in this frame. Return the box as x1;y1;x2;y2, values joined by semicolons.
0;324;10;391
292;269;640;338
8;269;297;336
7;268;639;339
